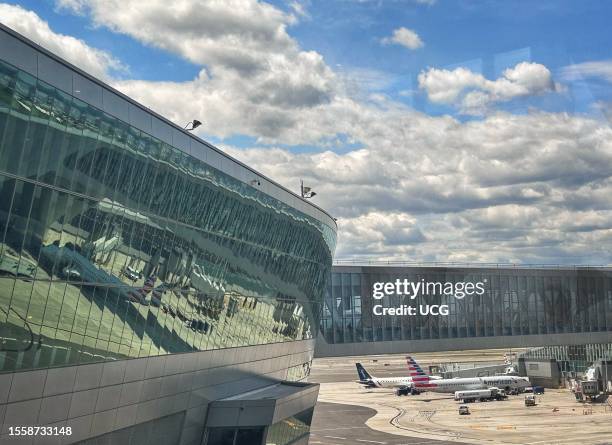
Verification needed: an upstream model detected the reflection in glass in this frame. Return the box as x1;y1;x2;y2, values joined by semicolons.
265;408;313;445
0;60;335;373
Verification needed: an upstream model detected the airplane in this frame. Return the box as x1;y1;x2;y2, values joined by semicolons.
355;356;441;389
406;356;530;394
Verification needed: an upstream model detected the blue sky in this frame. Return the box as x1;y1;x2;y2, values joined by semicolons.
2;0;612;263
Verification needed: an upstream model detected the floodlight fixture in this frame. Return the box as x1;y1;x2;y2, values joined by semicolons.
184;120;202;131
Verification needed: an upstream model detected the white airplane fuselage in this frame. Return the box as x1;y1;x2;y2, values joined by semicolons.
415;375;530;394
367;376;418;388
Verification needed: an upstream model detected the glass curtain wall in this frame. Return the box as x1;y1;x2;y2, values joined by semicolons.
0;60;336;373
322;266;612;344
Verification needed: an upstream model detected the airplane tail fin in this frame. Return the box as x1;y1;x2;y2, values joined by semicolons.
407;356;430;382
356;363;372;381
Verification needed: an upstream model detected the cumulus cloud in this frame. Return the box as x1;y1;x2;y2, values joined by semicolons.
0;3;126;80
57;0;298;73
418;62;557;114
53;0;336;141
381;27;424;50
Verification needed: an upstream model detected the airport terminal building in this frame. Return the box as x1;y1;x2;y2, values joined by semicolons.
318;264;612;357
0;25;336;445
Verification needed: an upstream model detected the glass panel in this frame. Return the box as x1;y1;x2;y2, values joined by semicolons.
265;408;313;445
321;267;612;349
0;60;336;373
207;428;236;445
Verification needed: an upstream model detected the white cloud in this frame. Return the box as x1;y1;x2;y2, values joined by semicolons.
337;66;400;95
561;60;612;83
53;0;337;141
418;62;557;114
381;27;424;50
289;1;310;19
55;0;310;76
0;3;126;80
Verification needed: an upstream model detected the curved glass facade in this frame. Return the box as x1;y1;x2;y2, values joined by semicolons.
0;59;336;373
323;265;612;344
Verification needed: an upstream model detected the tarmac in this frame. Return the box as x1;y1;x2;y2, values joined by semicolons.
310;350;612;445
311;402;461;445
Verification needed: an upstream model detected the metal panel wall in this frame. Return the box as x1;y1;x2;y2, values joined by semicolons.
0;340;316;445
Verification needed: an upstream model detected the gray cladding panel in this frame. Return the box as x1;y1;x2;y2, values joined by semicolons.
102;89;129;122
150;116;173;145
95;385;122;412
62;415;93;444
8;369;46;403
91;409;117;437
0;373;12;404
44;367;77;397
39;394;71;425
119;381;143;407
69;389;98;418
100;361;127;387
128;103;152;133
144;356;167;380
205;406;242;427
124;358;147;383
172;127;190;154
74;364;103;392
37;54;72;93
140;377;162;402
3;398;42;435
0;30;37;75
115;404;138;430
0;340;315;444
72;73;102;108
190;140;207;163
206;149;223;171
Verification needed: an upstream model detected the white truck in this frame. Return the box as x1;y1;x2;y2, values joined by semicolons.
454;387;507;403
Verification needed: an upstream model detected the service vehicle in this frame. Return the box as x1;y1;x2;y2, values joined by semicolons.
454;387;507;403
458;405;470;415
